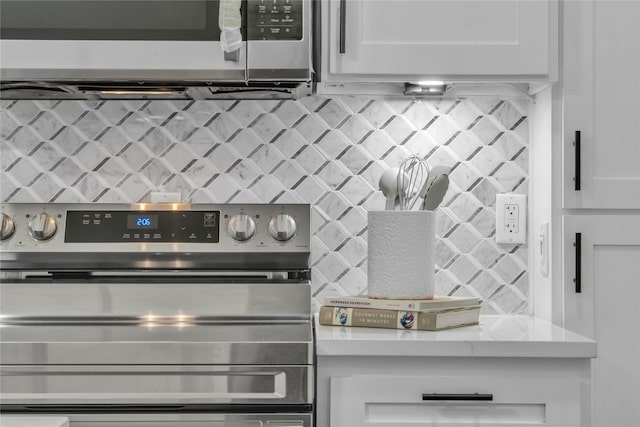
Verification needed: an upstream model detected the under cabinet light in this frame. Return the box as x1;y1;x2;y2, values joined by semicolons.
417;80;445;86
404;82;448;96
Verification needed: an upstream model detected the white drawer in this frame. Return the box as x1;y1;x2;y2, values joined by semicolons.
330;375;583;427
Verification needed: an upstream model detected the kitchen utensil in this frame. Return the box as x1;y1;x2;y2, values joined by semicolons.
410;165;448;210
397;155;430;210
379;167;401;210
422;166;450;211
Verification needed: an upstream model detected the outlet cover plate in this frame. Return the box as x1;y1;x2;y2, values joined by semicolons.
496;193;527;244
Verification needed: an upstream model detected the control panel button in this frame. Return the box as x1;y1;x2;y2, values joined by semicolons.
268;213;297;241
28;213;57;241
1;213;16;241
248;0;302;41
227;213;256;241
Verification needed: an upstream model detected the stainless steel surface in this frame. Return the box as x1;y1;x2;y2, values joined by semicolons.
2;365;312;405
0;81;314;101
226;213;256;241
0;203;311;270
268;213;297;241
0;413;311;427
1;213;15;241
247;0;312;81
26;212;57;241
0;281;312;320
0;0;313;100
1;324;312;365
0;202;314;426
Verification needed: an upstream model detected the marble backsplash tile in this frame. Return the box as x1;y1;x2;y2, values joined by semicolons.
0;96;529;314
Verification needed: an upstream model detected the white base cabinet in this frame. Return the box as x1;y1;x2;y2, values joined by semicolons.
318;356;590;427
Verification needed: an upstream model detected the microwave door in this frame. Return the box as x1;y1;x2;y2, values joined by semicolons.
0;0;246;82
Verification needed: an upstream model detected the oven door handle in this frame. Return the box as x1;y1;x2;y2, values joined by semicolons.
0;365;312;405
20;404;187;412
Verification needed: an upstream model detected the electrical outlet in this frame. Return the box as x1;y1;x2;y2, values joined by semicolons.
496;193;527;244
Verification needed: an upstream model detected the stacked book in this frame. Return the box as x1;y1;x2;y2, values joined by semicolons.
319;295;482;331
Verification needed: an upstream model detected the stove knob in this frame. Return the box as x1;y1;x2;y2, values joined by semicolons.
268;213;297;242
1;213;16;241
227;213;256;241
28;212;57;241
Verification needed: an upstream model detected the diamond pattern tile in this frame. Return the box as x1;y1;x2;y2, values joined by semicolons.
10;127;42;155
403;100;438;130
337;145;374;175
29;111;63;140
0;143;19;171
403;131;438;158
248;113;285;144
273;100;308;128
29;141;63;171
361;130;396;159
97;158;130;187
250;145;285;174
316;161;350;190
295;114;327;144
381;115;415;144
317;99;350;128
491;100;526;131
206;112;242;143
293;145;326;175
183;101;224;127
8;101;41;125
141;128;174;156
338;115;373;144
1;95;530;314
360;99;396;129
74;141;109;171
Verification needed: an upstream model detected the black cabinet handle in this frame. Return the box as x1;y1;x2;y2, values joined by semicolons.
422;393;493;401
339;0;347;53
574;232;582;293
574;130;581;191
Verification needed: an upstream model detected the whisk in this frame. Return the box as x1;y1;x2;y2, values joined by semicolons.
397;155;430;210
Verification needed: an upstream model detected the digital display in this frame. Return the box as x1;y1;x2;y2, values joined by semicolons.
127;214;158;229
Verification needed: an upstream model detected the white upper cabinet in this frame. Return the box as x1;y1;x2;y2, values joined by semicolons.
563;215;640;427
563;0;640;209
322;0;557;83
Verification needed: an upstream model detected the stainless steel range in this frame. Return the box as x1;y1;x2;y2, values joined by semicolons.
0;203;314;426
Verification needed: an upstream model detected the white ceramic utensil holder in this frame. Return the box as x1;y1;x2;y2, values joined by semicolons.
367;210;435;299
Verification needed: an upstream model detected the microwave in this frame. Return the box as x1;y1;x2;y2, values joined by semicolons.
0;0;315;99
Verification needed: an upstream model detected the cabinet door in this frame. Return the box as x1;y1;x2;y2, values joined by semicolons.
330;375;582;427
563;1;640;208
324;0;553;81
563;215;640;427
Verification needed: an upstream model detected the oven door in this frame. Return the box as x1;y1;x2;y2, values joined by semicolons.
0;0;246;81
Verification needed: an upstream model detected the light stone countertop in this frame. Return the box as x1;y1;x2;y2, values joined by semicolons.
0;417;69;427
315;315;597;358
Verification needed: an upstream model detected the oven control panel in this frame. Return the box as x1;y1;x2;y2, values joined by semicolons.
247;0;303;41
0;203;310;251
65;210;220;243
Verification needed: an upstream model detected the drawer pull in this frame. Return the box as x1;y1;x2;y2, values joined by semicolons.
422;393;493;401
